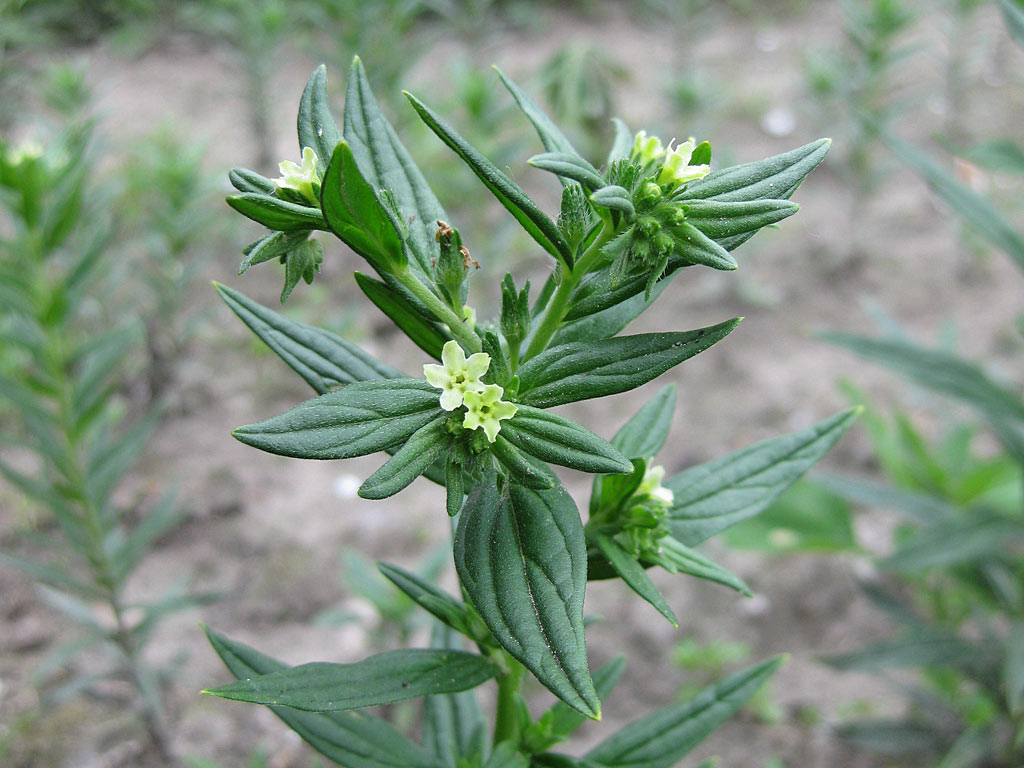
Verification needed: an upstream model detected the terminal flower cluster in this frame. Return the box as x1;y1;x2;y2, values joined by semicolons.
425;340;517;442
274;146;320;205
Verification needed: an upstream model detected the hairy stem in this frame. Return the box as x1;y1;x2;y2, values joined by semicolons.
395;267;482;353
493;657;526;746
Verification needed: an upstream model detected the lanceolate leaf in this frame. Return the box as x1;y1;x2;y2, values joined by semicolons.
594;534;678;626
226;193;326;231
354;271;450;360
1000;0;1024;48
377;563;472;637
610;384;677;459
238;230;309;274
553;270;674;345
215;282;402;394
359;416;451;499
517;322;741;409
500;406;633;475
825;629;995;677
683;198;799;251
404;91;574;270
585;656;784;768
530;656;627;751
495;67;580;158
672;223;738;271
232;378;442;459
529;152;606;191
607;118;634;166
1005;620;1024;713
423;623;487;768
203;627;442;768
650;537;751;596
879;513;1024;572
455;474;600;718
491;436;558;490
297;65;343;169
229;167;276;195
667;408;859;546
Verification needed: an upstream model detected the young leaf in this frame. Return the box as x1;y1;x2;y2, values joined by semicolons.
238;230;309;274
594;534;678;626
825;629;994;676
494;67;581;159
606;118;634;166
229;167;276;195
552;272;673;345
485;742;530;768
491;436;558;490
610;384;677;460
455;474;600;719
589;185;635;218
585;656;784;768
529;152;606;191
878;513;1024;572
377;563;472;637
203;627;446;768
404;91;574;270
666;408;859;546
359;415;451;499
204;649;496;711
215;282;403;394
297;65;343;169
423;623;487;768
232;378;442;460
647;537;751;596
671;223;737;271
517;322;741;409
683;199;799;251
528;656;627;753
500;406;633;475
353;272;450;360
226;193;325;231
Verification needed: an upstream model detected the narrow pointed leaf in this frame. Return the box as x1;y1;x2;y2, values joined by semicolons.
226;193;325;231
232;378;442;459
423;623;487;768
531;656;627;750
667;408;859;546
610;384;677;460
594;535;677;625
825;630;993;676
529;152;606;191
298;65;343;167
518;322;740;409
495;67;580;158
238;230;309;274
377;563;472;637
354;271;450;360
650;537;751;596
455;475;599;718
672;223;737;271
229;168;276;195
359;415;451;499
485;742;530;768
553;272;673;346
879;514;1024;572
491;436;557;489
836;720;952;756
683;199;799;251
501;406;633;475
204;627;443;768
1005;620;1024;712
607;118;634;166
586;657;784;768
405;91;574;269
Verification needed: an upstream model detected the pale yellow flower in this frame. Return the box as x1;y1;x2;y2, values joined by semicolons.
274;146;319;205
631;130;664;165
657;139;710;188
637;463;674;506
424;340;490;411
462;384;517;443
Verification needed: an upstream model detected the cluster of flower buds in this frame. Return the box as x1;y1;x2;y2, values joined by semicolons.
619;463;675;557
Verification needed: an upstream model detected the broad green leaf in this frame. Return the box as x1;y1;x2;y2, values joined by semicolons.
886;131;1024;272
879;513;1024;572
529;152;605;191
585;656;783;768
359;415;451;499
377;563;471;637
203;627;442;768
344;56;445;277
594;535;677;625
495;67;580;159
238;230;309;274
490;436;558;490
354;271;450;360
610;384;677;460
650;537;751;596
517;322;740;409
226;193;325;231
205;648;496;711
589;186;635;218
232;378;442;459
683;199;799;251
1005;620;1024;712
297;65;343;169
667;408;859;546
528;656;627;752
404;91;574;269
500;406;633;475
672;223;737;271
681;138;831;204
455;474;599;718
215;281;402;394
320;141;405;272
229;167;276;195
423;623;487;768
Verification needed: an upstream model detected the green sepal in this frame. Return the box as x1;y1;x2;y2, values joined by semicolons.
501;406;633;475
666;408;859;546
455;472;600;718
589;185;635;218
214;281;403;394
232;378;442;460
445;452;466;516
320;141;406;273
671;223;737;271
203;627;442;768
377;562;473;638
585;656;784;768
689;141;712;167
359;415;452;499
529;152;606;191
238;230;309;275
280;238;323;303
517;322;741;409
226;192;326;231
491;436;557;490
229;167;276;194
204;648;497;711
683;199;799;250
354;271;451;360
404;91;574;270
593;534;678;625
297;64;343;171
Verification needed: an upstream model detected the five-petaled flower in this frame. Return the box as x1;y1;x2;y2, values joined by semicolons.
274;146;320;205
463;384;518;443
424;340;490;411
637;463;674;507
631;130;664;165
657;139;710;189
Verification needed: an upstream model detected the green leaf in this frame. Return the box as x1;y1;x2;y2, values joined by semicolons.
594;535;677;625
226;193;325;231
721;482;857;553
280;238;323;303
455;474;599;718
490;436;558;490
423;623;487;768
681;138;831;204
517;322;740;409
377;563;471;637
232;378;442;460
886;131;1024;273
528;656;627;752
836;720;950;756
344;56;445;277
610;384;677;460
229;167;276;195
553;269;675;346
1004;620;1024;712
607;118;634;166
683;199;799;251
671;223;737;271
203;627;443;768
320;141;405;272
666;408;859;546
359;415;451;499
404;91;574;270
585;656;783;768
815;472;958;523
354;271;450;360
238;230;309;275
879;513;1024;572
495;67;581;159
529;152;605;191
205;649;496;711
215;281;402;395
297;65;343;169
825;629;994;676
501;406;633;475
999;0;1024;47
589;186;635;218
649;537;751;596
484;742;529;768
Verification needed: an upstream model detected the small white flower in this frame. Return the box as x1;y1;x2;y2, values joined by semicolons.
274;146;319;205
631;130;665;165
637;463;674;506
657;138;710;188
424;340;490;411
462;384;517;443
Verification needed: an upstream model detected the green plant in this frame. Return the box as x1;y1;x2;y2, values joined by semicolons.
0;123;216;764
202;58;854;766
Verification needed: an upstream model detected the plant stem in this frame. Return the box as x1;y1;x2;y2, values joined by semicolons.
395;267;481;353
493;657;525;746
